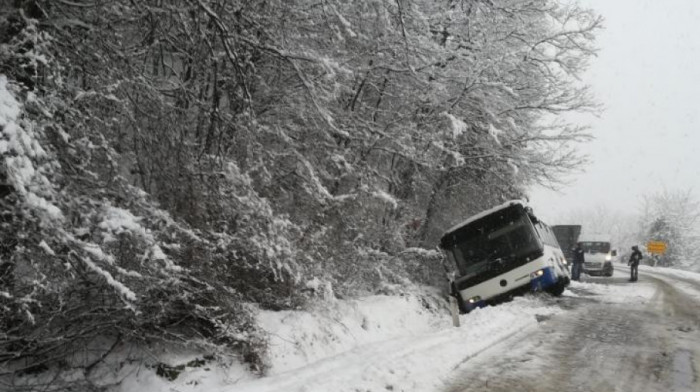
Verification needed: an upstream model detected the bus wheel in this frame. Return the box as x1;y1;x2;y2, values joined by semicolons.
547;280;566;297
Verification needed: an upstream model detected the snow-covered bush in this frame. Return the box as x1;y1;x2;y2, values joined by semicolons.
0;8;268;387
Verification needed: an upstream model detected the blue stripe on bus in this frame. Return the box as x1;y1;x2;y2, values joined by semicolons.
530;267;558;291
464;300;487;312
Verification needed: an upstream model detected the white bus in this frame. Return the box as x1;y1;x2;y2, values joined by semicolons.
440;200;571;312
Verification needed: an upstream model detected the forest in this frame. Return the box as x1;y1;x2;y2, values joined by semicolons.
0;0;601;387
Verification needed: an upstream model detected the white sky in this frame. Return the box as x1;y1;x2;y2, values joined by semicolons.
530;0;700;223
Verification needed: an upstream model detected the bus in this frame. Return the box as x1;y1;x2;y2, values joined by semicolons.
439;200;571;313
578;234;616;277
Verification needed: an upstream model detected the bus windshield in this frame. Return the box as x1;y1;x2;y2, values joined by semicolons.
443;205;543;277
580;241;610;254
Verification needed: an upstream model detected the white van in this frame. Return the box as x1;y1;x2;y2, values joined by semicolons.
578;234;616;277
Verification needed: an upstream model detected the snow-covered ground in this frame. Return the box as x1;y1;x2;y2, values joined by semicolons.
638;264;700;302
567;277;657;305
106;289;562;392
639;264;700;283
444;265;700;392
42;265;700;392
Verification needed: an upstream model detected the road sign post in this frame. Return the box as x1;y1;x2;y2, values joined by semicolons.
449;296;460;327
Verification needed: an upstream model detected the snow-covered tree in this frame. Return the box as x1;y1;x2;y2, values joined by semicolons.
637;189;700;270
0;0;601;386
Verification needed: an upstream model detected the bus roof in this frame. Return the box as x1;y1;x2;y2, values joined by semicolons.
444;199;529;235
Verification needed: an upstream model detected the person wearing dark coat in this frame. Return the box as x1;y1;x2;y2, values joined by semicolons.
571;242;585;281
628;245;643;282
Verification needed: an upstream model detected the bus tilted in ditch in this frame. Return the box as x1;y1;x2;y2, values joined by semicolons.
439;200;571;313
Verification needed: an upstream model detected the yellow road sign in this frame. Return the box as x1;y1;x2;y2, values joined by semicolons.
647;241;667;254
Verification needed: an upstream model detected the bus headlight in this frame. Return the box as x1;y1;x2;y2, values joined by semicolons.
562;258;568;265
467;296;482;304
530;269;545;278
605;254;612;261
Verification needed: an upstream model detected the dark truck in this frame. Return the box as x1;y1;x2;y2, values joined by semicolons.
552;225;582;265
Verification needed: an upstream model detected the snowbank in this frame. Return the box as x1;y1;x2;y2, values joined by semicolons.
227;294;561;392
256;294;445;374
105;291;561;392
639;265;700;283
638;265;700;301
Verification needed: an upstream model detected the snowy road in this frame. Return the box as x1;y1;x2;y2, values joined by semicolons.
445;265;700;392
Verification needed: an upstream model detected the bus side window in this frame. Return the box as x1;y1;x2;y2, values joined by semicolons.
547;226;556;247
534;222;548;245
540;223;555;247
546;226;555;247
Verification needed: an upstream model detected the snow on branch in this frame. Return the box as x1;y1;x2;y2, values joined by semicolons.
80;255;138;302
0;75;64;223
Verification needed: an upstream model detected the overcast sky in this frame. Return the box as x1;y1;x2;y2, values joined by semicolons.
530;0;700;223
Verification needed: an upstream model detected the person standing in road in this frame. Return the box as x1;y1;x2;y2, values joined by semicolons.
571;242;585;281
628;245;643;282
